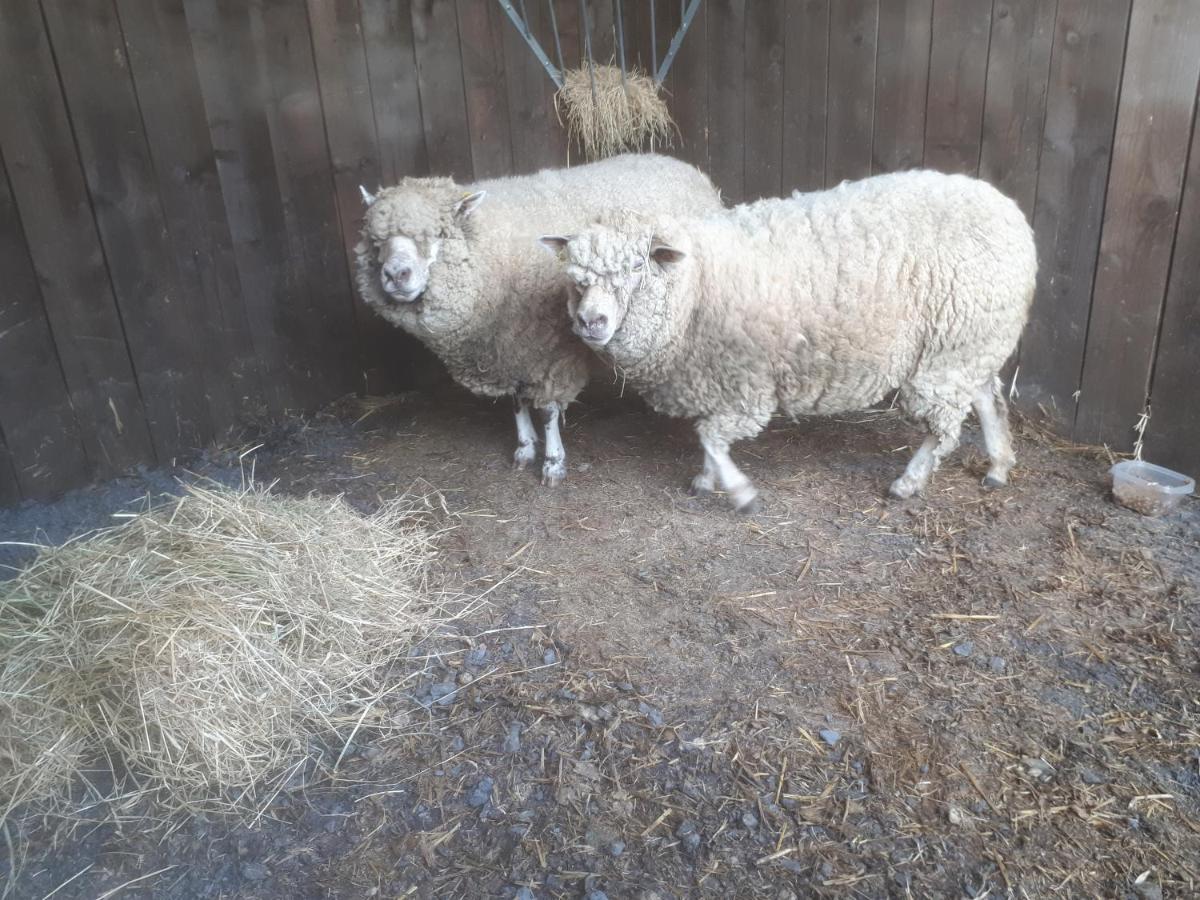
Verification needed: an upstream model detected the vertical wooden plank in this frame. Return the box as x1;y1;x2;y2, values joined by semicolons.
1074;0;1200;447
923;0;993;175
584;0;616;65
184;0;307;413
743;0;785;200
115;0;262;433
1020;0;1130;428
872;0;932;175
707;0;746;202
41;0;215;462
0;0;155;476
979;0;1057;216
500;1;566;173
0;150;90;498
781;0;829;194
825;0;878;186
255;1;359;400
456;0;514;179
0;426;19;508
360;0;429;185
411;0;475;180
670;0;709;173
1145;110;1200;478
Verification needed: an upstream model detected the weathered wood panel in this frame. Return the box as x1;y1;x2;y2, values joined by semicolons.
1145;108;1200;478
1075;0;1200;446
670;0;710;173
361;0;429;185
0;0;155;476
0;428;18;509
781;0;829;193
42;0;215;462
979;0;1058;216
743;0;785;200
872;0;932;174
1020;0;1131;428
457;0;515;179
706;0;746;202
923;0;992;174
501;1;565;174
412;0;474;180
116;0;262;431
0;150;89;498
825;0;878;186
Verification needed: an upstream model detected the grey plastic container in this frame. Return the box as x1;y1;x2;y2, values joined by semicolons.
1110;460;1194;516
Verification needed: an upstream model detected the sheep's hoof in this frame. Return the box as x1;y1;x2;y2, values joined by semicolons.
541;459;566;487
689;475;714;497
734;494;762;516
981;474;1007;491
513;444;536;471
888;479;918;500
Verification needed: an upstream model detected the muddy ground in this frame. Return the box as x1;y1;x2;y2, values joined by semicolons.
4;381;1199;899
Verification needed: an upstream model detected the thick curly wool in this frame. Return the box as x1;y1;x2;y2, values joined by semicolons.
354;155;720;410
563;171;1037;507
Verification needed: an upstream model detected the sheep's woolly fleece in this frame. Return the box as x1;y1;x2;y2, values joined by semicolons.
354;154;722;410
562;170;1037;496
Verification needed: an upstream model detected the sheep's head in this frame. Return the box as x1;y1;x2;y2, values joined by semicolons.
358;180;485;307
541;210;688;360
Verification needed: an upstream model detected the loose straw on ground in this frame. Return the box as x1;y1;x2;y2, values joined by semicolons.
0;483;467;823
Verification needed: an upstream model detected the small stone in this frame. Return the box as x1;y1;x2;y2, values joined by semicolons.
241;862;269;882
584;892;609;900
457;671;473;685
543;647;558;665
1022;756;1055;780
513;888;535;900
466;776;494;808
639;701;665;727
819;728;840;747
503;722;522;753
818;861;834;878
1079;767;1106;785
467;645;488;667
989;656;1006;672
953;642;974;658
609;840;625;857
948;805;966;826
741;811;759;830
675;820;701;853
450;735;465;752
1133;876;1163;900
429;682;457;706
779;859;804;875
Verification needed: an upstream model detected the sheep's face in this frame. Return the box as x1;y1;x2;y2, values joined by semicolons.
542;223;686;354
359;184;485;306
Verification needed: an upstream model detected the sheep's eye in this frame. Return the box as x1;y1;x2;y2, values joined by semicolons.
630;258;645;271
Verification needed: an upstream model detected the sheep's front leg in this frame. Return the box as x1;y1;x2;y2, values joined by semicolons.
697;433;759;514
888;427;962;499
513;399;537;470
540;401;566;486
689;453;718;496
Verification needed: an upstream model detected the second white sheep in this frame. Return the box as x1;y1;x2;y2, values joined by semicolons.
543;170;1037;511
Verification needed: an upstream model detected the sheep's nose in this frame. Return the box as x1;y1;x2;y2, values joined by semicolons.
577;312;607;331
384;262;412;282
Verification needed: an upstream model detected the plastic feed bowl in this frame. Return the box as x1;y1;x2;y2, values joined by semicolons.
1110;460;1194;517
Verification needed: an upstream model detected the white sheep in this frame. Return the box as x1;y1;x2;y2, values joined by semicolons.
543;170;1037;511
355;154;722;485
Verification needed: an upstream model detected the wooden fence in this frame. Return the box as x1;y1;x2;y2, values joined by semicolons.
1;0;1198;505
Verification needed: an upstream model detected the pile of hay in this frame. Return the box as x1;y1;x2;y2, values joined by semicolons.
556;63;676;160
0;483;459;821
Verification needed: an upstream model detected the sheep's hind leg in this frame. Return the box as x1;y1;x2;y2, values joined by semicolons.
696;421;760;514
972;379;1016;489
541;402;566;486
513;400;537;470
889;413;965;500
689;453;717;496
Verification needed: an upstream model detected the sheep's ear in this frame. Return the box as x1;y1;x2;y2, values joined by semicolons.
454;190;486;219
359;185;376;207
539;235;571;255
650;242;686;267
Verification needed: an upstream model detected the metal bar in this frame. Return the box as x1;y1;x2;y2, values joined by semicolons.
614;0;627;92
547;0;565;74
656;0;702;85
651;0;657;76
580;0;598;112
496;0;564;88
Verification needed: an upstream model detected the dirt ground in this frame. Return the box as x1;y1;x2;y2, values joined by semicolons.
4;381;1199;899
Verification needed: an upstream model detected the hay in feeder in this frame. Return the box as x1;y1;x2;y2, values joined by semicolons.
0;482;463;821
556;63;676;161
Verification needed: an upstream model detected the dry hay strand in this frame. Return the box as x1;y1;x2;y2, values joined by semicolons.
0;482;465;822
556;63;676;160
